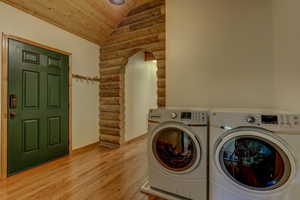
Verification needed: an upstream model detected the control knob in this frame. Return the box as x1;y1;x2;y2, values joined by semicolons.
247;116;256;124
171;112;177;119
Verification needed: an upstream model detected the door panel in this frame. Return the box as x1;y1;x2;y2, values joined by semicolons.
8;39;69;175
23;119;40;152
48;117;61;146
47;74;61;107
23;70;40;108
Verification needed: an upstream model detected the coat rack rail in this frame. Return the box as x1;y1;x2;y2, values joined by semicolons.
72;74;100;82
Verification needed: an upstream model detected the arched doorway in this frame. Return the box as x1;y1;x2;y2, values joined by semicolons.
99;47;165;147
124;51;158;141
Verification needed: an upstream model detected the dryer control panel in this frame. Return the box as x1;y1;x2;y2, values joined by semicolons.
149;108;208;125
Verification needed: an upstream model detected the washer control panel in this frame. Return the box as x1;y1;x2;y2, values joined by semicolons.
149;109;208;125
261;115;279;124
278;114;300;126
211;111;300;132
243;114;300;128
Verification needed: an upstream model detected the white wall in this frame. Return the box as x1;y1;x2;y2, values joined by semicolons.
0;2;100;150
125;52;157;141
273;0;300;112
166;0;277;110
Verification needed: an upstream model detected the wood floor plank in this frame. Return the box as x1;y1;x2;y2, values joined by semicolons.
0;135;162;200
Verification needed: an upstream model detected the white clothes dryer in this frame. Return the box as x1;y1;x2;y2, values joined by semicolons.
146;108;208;200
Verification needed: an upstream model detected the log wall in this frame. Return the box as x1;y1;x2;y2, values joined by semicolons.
99;0;166;147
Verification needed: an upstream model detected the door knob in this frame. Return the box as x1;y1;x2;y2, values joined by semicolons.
9;94;17;109
10;112;17;118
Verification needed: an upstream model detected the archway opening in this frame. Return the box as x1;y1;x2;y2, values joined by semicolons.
124;51;158;142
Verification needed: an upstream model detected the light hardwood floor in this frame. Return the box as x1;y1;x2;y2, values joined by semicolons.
0;135;163;200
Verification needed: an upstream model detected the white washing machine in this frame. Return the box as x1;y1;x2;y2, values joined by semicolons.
143;108;208;200
209;110;300;200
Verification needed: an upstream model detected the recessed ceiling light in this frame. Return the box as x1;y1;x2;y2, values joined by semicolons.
109;0;125;5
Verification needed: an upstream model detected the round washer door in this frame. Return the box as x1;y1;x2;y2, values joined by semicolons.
151;123;201;174
215;127;295;192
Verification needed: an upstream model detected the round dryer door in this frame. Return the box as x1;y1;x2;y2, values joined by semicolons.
215;128;295;192
152;124;201;173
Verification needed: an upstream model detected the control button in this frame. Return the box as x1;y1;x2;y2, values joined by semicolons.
294;116;299;120
295;121;299;125
171;112;177;119
247;116;256;124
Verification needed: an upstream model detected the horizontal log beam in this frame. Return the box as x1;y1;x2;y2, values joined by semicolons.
103;24;165;50
100;97;121;105
157;79;166;88
100;66;122;75
158;88;166;97
158;97;166;107
100;105;121;113
157;68;165;78
100;74;121;82
100;127;120;136
100;134;120;145
100;112;122;121
100;120;122;129
100;82;121;89
102;35;160;53
129;15;165;32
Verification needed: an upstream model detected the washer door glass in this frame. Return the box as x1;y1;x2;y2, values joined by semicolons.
153;127;199;172
220;136;291;191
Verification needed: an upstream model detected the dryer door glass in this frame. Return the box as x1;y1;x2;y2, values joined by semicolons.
220;136;291;191
153;127;198;172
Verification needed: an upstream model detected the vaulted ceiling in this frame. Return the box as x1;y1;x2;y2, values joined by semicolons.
2;0;152;45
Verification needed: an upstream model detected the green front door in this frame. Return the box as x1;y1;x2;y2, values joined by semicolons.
8;39;69;175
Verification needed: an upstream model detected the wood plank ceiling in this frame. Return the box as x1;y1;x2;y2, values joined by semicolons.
2;0;152;45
